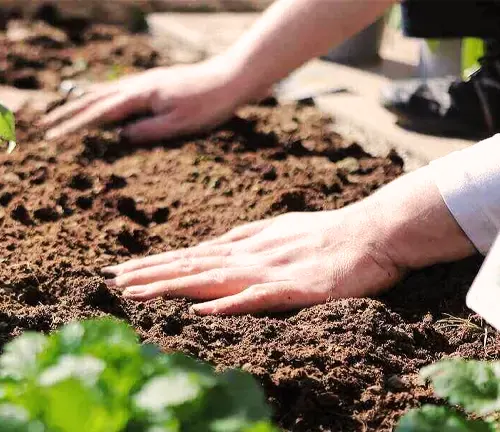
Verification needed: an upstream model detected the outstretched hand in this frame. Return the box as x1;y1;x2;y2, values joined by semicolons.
42;59;251;143
102;208;403;315
102;167;478;316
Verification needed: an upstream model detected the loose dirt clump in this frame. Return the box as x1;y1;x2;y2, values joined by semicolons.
0;19;497;432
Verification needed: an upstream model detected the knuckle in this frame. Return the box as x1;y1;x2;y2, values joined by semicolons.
178;258;196;274
247;284;272;299
223;244;237;257
203;269;227;285
219;256;230;269
266;252;289;267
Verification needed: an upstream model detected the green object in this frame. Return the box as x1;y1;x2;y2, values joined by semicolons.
425;38;485;79
426;39;441;54
396;359;500;431
421;359;500;415
0;103;15;144
107;64;126;82
0;318;278;432
388;4;402;30
462;38;485;79
397;405;494;432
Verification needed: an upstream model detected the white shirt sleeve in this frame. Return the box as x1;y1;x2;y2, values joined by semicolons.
429;134;500;255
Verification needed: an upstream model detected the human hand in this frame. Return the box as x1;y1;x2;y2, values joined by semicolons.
102;206;403;315
41;57;255;142
102;167;476;316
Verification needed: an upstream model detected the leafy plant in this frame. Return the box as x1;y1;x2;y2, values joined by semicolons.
0;318;278;432
397;358;500;431
107;64;126;82
0;103;16;153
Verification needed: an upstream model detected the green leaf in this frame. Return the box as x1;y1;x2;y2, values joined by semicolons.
143;352;217;393
0;404;46;432
0;104;15;143
41;319;140;371
396;405;494;432
145;424;180;432
42;379;127;432
39;355;105;387
135;372;205;413
243;422;280;432
217;369;271;422
0;319;277;432
42;319;144;408
0;404;44;432
192;369;273;432
0;333;47;381
141;344;162;359
421;359;500;415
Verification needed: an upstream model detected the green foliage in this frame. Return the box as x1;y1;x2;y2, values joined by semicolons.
0;318;277;432
397;406;494;432
421;360;500;415
396;359;500;432
0;103;16;153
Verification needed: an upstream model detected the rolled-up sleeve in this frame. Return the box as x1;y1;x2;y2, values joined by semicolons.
429;134;500;255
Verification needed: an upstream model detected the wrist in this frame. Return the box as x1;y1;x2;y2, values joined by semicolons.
210;50;273;105
363;167;477;271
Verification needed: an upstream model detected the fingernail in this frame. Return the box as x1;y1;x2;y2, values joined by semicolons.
123;287;147;298
104;278;117;288
101;266;118;276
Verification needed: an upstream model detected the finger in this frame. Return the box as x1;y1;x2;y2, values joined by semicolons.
122;267;265;301
45;92;151;139
121;112;182;144
41;89;118;126
102;244;235;276
86;82;116;93
200;219;272;246
190;281;302;315
107;255;259;288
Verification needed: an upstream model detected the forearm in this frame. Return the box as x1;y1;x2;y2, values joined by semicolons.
222;0;394;100
365;133;500;269
364;166;476;270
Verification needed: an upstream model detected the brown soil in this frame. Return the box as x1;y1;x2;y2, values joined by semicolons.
0;19;168;91
0;19;497;432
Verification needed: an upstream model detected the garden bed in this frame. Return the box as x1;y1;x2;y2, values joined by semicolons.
0;17;496;432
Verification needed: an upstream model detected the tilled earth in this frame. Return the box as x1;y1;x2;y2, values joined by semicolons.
0;17;496;432
0;18;168;90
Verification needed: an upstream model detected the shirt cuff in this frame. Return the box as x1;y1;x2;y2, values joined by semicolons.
429;135;500;255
